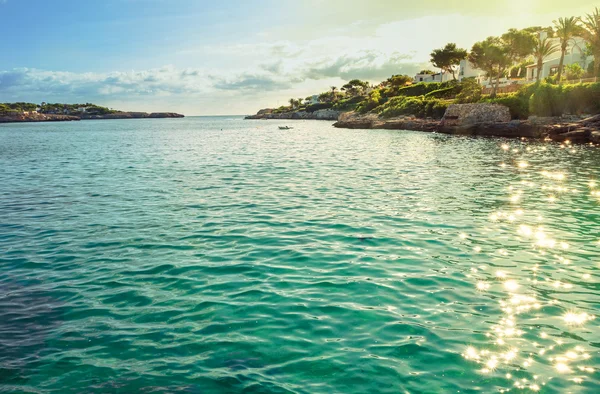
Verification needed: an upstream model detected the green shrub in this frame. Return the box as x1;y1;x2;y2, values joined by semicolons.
356;90;383;114
375;96;447;119
424;84;462;99
565;64;585;81
332;96;363;111
393;82;442;97
482;93;529;119
455;78;483;103
529;83;564;117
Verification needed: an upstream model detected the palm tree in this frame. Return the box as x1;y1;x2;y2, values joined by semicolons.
289;98;296;109
553;16;581;83
532;37;559;82
581;7;600;78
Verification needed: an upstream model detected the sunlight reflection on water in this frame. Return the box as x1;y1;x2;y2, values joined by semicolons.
463;139;598;392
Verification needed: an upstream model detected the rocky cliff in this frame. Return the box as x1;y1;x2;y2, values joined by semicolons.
245;108;341;121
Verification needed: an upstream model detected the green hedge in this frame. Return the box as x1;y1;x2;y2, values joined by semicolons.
481;94;529;119
375;96;449;119
477;82;600;119
424;84;462;99
332;96;364;111
393;81;456;98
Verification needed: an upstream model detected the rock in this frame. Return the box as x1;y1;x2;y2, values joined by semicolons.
0;113;80;123
441;103;511;129
313;109;342;120
333;112;438;131
549;129;591;142
245;108;341;121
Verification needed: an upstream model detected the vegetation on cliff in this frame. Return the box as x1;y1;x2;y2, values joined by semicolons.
250;7;600;122
0;102;116;116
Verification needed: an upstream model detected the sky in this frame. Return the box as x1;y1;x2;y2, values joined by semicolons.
0;0;598;115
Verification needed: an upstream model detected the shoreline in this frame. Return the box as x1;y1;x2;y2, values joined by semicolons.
0;112;184;124
332;111;600;144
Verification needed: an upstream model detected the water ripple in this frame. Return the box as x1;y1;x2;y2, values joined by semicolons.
0;118;599;393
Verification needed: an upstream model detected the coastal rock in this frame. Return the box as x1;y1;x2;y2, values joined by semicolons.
333;112;438;131
549;129;592;143
245;108;341;121
314;109;342;120
82;112;184;120
441;120;542;138
0;113;80;123
440;104;511;129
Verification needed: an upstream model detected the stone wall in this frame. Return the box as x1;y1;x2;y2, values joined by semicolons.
441;103;511;127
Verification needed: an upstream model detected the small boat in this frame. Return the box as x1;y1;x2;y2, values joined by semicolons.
278;126;293;130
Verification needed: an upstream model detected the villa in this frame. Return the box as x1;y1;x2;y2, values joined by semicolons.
414;71;453;83
525;34;593;81
415;32;594;87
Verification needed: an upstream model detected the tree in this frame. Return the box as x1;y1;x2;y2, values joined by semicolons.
289;98;300;109
532;37;559;82
386;74;413;87
565;63;584;80
580;7;600;79
341;79;369;97
430;43;468;80
553;16;581;84
501;28;537;77
418;69;435;75
468;37;511;98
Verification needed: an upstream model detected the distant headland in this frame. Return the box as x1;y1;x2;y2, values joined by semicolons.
0;102;184;124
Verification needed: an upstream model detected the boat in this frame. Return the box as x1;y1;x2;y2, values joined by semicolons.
278;126;293;130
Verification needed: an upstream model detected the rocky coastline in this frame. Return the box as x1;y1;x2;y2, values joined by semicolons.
81;112;184;120
245;108;341;121
333;104;600;144
0;111;184;124
0;113;80;123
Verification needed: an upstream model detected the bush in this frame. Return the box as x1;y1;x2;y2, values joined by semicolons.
356;89;383;114
482;93;529;119
332;96;363;112
529;83;564;117
393;82;445;97
562;82;600;114
424;84;462;99
375;96;448;119
565;64;585;81
455;78;482;103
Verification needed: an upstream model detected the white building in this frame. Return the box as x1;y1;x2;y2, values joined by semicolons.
413;71;453;83
525;34;592;81
458;59;488;84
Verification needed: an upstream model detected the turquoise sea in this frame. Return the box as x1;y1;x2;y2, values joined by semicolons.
0;117;598;393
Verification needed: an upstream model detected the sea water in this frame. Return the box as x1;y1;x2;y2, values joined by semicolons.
0;117;598;393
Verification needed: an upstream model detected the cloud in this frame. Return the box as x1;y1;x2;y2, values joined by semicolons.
302;51;422;81
0;66;213;100
211;73;292;91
